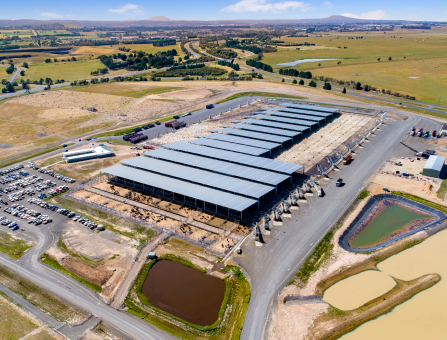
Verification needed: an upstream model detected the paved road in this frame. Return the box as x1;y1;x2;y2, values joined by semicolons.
184;41;201;59
237;114;417;340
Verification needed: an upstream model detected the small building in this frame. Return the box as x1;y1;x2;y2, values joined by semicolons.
440;123;447;136
64;145;114;163
423;155;445;178
148;252;157;259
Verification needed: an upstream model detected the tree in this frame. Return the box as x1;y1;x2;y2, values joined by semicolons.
355;82;362;90
292;79;297;84
318;63;321;67
337;61;341;65
282;78;285;82
53;58;58;62
22;62;28;68
364;84;371;91
20;70;25;77
342;87;346;94
44;59;51;63
388;56;392;61
323;82;331;90
308;80;317;87
377;58;381;62
299;79;304;85
6;83;15;93
71;57;77;61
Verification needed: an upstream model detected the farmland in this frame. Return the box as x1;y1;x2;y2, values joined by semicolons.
260;30;447;104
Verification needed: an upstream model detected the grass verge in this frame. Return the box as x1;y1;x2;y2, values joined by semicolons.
41;253;102;293
0;264;86;322
125;255;250;340
0;232;32;259
436;180;447;200
0;143;74;169
216;91;305;104
358;189;370;200
391;191;447;214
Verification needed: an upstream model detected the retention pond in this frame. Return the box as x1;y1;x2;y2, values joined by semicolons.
142;260;226;326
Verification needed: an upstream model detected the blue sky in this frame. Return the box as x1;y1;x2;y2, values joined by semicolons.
4;0;446;21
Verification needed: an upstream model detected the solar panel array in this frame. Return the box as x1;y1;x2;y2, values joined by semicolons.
161;141;302;175
200;132;281;150
101;164;258;211
122;157;274;199
145;148;289;186
189;137;270;156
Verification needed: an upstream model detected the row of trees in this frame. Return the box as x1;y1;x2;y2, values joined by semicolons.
98;49;178;71
218;60;240;71
153;66;227;78
246;59;273;72
279;68;312;79
44;57;77;63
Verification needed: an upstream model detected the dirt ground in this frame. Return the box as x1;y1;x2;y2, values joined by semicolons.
277;113;374;168
148;88;214;101
267;188;430;340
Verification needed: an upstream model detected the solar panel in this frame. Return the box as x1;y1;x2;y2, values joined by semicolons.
200;132;281;151
101;164;257;212
237;119;310;132
278;103;338;114
122;156;274;199
273;106;333;117
230;123;301;138
252;114;318;127
145;148;289;186
260;109;325;122
217;128;291;144
189;138;270;156
161;141;303;175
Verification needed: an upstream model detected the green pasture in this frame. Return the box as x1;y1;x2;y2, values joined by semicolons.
261;31;447;104
67;83;183;98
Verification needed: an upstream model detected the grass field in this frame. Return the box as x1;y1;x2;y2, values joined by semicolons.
26;60;117;81
217;91;304;104
260;30;447;104
0;295;38;339
0;232;32;259
67;83;183;98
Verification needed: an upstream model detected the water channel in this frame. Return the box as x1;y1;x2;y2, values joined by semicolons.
142;260;226;326
349;202;430;249
338;228;447;339
277;58;341;66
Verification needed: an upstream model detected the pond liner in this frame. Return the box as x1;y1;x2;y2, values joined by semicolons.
339;194;447;253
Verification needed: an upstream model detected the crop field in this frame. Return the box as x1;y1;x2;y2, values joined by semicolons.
67;83;183;98
260;30;447;104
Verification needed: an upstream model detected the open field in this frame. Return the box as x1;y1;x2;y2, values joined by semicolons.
67;83;183;98
260;30;447;104
0;232;32;259
0;294;39;339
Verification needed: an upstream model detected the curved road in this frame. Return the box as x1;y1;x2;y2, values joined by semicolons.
184;41;201;59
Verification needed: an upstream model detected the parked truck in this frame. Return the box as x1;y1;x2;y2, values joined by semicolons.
410;128;416;136
417;128;423;137
343;155;352;165
123;132;139;141
165;119;186;129
129;133;148;144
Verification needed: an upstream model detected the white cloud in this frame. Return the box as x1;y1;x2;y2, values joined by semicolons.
223;0;310;13
342;10;387;20
108;3;145;15
41;12;64;18
323;2;332;9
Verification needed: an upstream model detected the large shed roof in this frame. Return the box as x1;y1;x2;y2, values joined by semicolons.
200;132;281;150
189;138;269;156
101;164;257;212
237;118;310;132
273;106;333;118
227;123;300;138
217;128;291;144
260;110;325;122
161;141;302;174
145;148;289;186
252;114;318;127
279;103;339;114
424;155;445;172
122;156;274;199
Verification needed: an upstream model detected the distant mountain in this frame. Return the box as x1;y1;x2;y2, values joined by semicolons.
0;15;442;28
146;16;171;21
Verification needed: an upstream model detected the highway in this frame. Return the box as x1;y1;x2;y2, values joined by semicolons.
237;113;417;340
184;41;201;59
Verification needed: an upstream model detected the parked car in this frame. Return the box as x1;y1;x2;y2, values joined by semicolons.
206;104;215;109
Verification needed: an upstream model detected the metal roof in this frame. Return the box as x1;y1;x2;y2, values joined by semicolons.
279;103;339;114
252;114;318;127
237;118;310;132
145;148;289;186
217;128;291;144
200;132;281;150
230;123;301;138
260;110;325;122
424;155;445;172
189;138;269;156
273;106;333;117
122;156;274;199
162;141;302;175
101;164;257;212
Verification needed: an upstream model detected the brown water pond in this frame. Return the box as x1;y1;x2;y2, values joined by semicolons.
142;260;226;326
